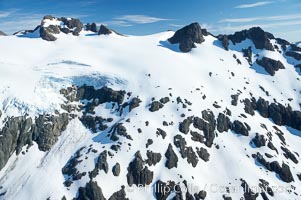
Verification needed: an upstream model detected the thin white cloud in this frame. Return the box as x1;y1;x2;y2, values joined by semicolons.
98;20;133;27
114;15;169;24
235;1;273;8
0;10;18;18
220;13;301;23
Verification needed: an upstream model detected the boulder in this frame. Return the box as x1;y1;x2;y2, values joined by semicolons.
256;57;285;76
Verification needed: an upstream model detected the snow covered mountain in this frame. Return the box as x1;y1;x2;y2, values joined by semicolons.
0;15;301;200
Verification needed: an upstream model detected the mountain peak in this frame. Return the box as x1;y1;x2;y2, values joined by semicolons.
168;22;205;52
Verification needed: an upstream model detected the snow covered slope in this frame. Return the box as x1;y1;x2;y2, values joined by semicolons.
0;16;300;200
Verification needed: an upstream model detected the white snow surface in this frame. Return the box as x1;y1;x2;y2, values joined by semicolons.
0;30;300;200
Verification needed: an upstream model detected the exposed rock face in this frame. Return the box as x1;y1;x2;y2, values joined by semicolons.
252;133;266;147
90;151;109;178
196;147;210;162
108;186;129;200
39;15;84;41
242;47;252;65
174;135;199;167
256;57;285;76
216;113;231;133
255;153;294;183
168;22;205;52
76;86;125;105
149;101;164;112
0;31;7;36
33;113;69;151
62;147;86;186
219;35;229;50
98;25;113;35
146;151;162;166
165;144;178;169
112;163;121;176
85;23;98;32
126;151;153;186
285;51;301;60
231;120;249;136
76;181;106;200
226;27;274;51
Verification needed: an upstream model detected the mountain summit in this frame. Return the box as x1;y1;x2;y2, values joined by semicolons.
0;16;300;200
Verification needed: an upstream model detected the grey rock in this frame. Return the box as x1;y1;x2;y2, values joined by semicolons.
252;133;266;147
146;150;162;166
77;181;106;200
232;120;249;136
98;25;113;35
168;22;205;52
112;163;121;176
165;144;178;169
179;117;193;134
149;101;164;112
108;186;129;200
196;147;210;162
217;113;231;133
126;151;153;186
256;57;285;76
285;51;301;60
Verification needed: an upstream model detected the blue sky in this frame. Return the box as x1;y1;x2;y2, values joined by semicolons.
0;0;300;42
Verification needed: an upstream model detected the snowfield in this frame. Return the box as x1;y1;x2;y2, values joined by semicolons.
0;24;300;200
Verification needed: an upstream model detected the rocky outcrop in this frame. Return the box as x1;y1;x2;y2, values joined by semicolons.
242;47;252;65
168;22;205;52
256;57;285;76
62;147;86;186
85;23;98;32
231;120;249;136
149;101;164;112
108;186;129;200
216;113;231;133
39;15;84;41
285;51;301;60
76;181;106;200
255;153;294;183
226;27;274;51
126;151;153;186
146;151;162;166
165;144;178;169
98;25;113;35
76;86;125;105
196;147;210;162
174;135;199;167
0;31;7;36
112;163;121;176
252;133;266;147
90;151;109;178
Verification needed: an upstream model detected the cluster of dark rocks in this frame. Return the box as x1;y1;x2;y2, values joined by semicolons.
243;97;301;131
76;181;129;200
219;27;275;51
0;112;70;170
39;15;84;41
254;153;294;183
168;22;205;52
256;57;285;76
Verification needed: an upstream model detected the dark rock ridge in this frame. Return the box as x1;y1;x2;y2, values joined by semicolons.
285;51;301;60
256;57;285;76
90;151;109;178
0;31;7;36
85;23;98;33
254;153;294;183
0;112;70;170
76;181;106;200
126;151;153;186
219;27;275;51
168;22;205;52
98;24;113;35
174;135;199;167
245;97;301;131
